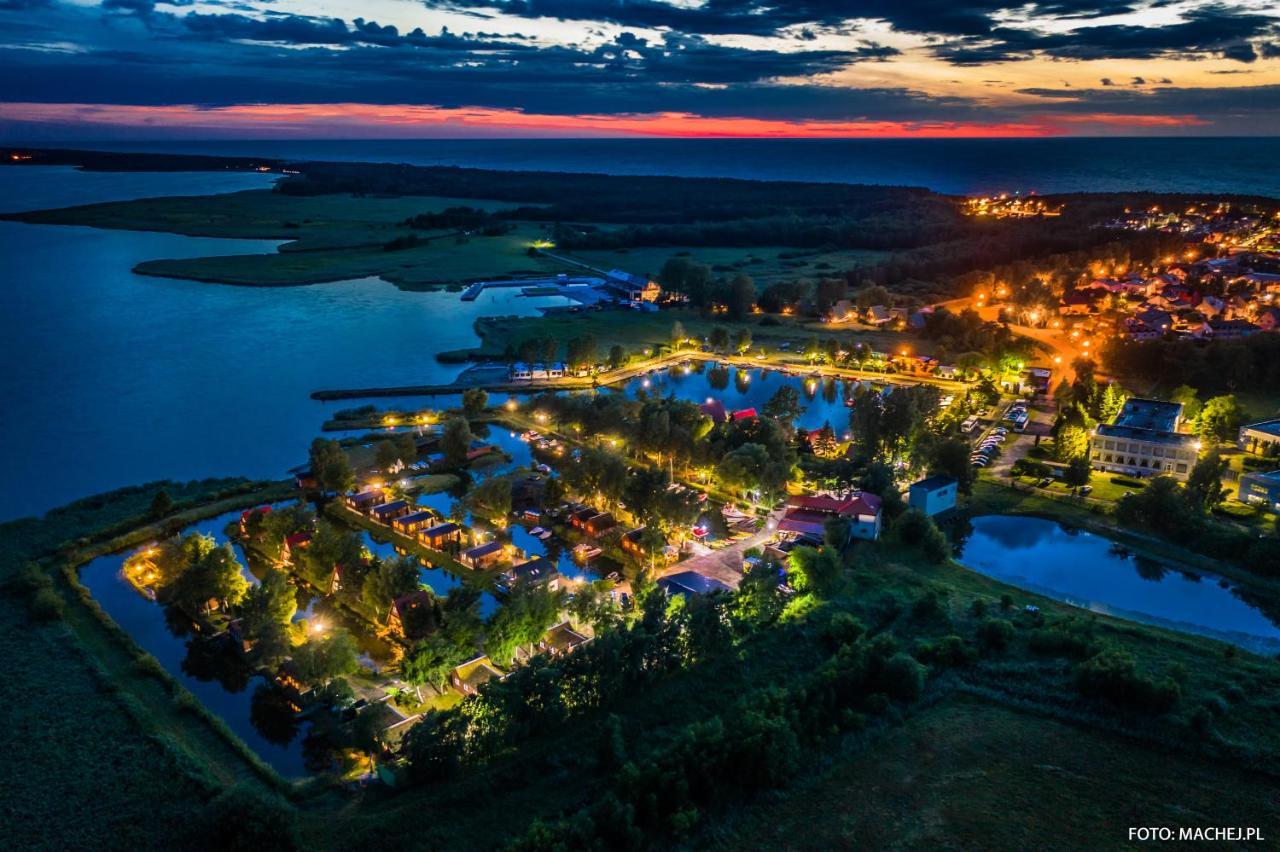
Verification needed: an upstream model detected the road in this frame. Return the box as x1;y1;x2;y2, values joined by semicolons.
661;509;784;591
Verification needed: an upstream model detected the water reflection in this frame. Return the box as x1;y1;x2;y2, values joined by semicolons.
957;515;1280;653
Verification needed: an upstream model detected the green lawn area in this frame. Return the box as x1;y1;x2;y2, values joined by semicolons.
708;695;1279;851
461;307;922;361
567;244;891;290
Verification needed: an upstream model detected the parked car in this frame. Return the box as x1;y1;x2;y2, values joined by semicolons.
1079;485;1093;496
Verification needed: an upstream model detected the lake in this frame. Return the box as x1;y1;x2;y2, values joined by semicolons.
957;515;1280;654
0;166;572;521
78;507;316;776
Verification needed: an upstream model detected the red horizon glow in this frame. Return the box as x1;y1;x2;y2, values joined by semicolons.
0;102;1212;138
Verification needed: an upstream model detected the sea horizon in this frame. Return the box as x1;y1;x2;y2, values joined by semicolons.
11;136;1280;197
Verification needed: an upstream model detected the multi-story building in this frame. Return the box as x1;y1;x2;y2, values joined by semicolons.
1089;398;1200;481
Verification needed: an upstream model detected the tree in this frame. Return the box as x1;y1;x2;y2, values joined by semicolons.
309;438;354;494
440;417;474;467
608;344;627;369
1198;395;1244;444
483;583;562;666
375;440;401;471
854;284;891;311
1065;455;1092;487
1054;424;1091;463
731;328;752;354
566;334;598;370
717;443;770;498
462;388;488;417
1169;385;1202;421
1185;449;1228;513
238;571;297;641
726;274;756;321
1097;383;1127;423
169;542;249;615
787;545;842;596
362;556;421;619
709;326;730;352
291;629;360;687
149;490;174;519
763;386;802;426
468;476;513;526
891;509;950;563
402;635;471;688
925;437;976;495
670;320;687;348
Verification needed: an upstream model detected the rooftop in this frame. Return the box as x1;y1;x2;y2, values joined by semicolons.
658;570;731;596
1242;419;1280;439
1112;398;1183;433
911;475;957;492
1241;469;1280;484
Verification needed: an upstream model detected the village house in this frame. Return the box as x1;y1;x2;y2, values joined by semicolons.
451;655;507;695
539;622;591;656
1090;398;1200;481
824;299;855;323
497;556;560;592
282;531;311;562
658;570;731;597
583;511;617;536
865;304;893;326
908;475;958;517
605;269;662;302
778;492;883;542
239;506;271;536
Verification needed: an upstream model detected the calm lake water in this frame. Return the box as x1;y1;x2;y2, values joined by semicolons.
78;507;314;776
958;515;1280;653
0;167;572;521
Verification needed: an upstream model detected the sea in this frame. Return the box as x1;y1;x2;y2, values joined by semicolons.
49;137;1280;197
2;138;1278;521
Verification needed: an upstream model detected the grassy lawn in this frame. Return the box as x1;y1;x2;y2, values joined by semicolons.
708;695;1279;851
567;244;890;290
462;307;922;361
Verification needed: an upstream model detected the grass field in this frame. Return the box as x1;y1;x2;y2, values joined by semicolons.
460;307;921;361
708;695;1278;850
568;245;890;289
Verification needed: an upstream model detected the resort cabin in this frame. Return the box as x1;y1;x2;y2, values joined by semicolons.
460;541;507;570
239;505;272;536
568;506;598;529
345;489;387;512
451;655;507;696
908;475;958;518
392;510;436;535
497;557;560;592
419;521;463;551
621;527;660;558
369;500;412;524
388;590;437;640
779;493;883;542
658;570;730;597
282;531;312;562
540;622;591;656
583;512;617;536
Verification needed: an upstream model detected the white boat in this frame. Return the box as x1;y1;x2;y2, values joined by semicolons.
529;526;546;536
537;530;553;540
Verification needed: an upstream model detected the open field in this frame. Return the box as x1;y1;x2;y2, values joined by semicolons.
458;308;922;361
708;695;1279;851
568;244;890;289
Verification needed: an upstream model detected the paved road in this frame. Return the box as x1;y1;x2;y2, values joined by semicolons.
662;510;783;590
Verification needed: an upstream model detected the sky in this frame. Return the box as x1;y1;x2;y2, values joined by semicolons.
1;0;1278;138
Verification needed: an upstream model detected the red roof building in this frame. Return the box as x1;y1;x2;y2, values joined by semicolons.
778;492;882;541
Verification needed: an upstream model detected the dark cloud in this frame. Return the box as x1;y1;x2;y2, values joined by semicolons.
937;6;1278;65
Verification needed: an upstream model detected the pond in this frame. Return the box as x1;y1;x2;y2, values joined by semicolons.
78;507;317;777
957;515;1280;654
614;362;881;433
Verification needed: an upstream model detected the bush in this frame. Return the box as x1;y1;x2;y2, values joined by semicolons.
825;611;865;647
879;653;926;701
976;617;1015;651
916;634;976;668
194;784;299;852
1073;647;1181;715
29;587;64;621
1028;619;1098;660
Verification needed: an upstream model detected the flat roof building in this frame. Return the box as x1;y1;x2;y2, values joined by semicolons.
1238;470;1280;513
1239;419;1280;456
1090;398;1199;481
